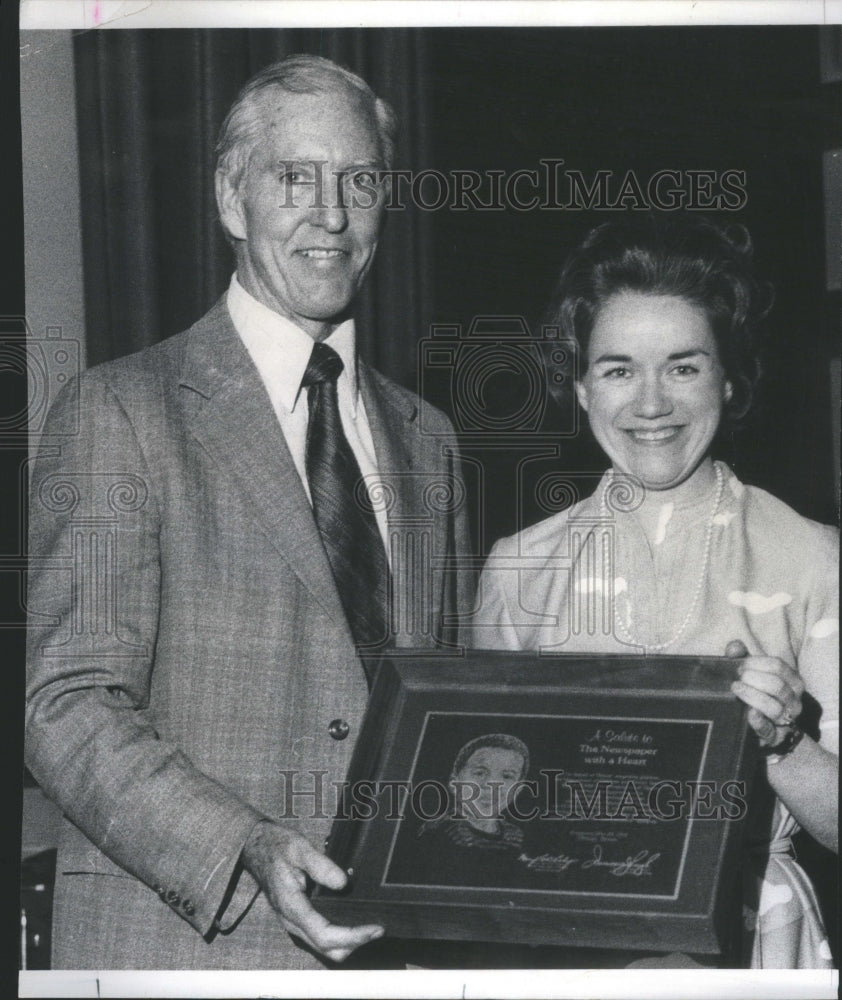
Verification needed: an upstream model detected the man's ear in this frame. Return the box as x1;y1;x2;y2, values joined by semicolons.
215;170;248;242
574;380;590;413
724;380;734;403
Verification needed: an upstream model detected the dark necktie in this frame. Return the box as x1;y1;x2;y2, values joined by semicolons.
302;342;391;663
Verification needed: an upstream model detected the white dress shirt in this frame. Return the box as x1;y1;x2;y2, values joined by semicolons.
226;274;391;559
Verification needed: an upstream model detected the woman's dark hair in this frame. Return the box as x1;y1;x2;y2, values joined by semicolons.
451;733;530;781
544;214;772;419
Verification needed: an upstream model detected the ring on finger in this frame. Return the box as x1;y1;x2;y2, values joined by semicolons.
779;709;797;727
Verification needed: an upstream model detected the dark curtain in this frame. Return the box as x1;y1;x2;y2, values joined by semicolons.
74;29;433;386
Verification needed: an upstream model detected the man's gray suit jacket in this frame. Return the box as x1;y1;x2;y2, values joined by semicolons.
25;300;473;969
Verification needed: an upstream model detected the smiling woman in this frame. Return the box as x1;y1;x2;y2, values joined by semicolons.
472;215;839;969
575;291;731;492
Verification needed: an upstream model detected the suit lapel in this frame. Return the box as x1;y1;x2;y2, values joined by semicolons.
358;362;416;474
358;360;422;535
176;301;349;629
360;364;444;649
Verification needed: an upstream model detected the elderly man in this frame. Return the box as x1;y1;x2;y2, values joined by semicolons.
26;55;471;970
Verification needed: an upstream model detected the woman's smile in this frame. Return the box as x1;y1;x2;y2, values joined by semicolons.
624;425;684;443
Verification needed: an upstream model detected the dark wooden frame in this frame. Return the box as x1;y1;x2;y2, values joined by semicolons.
311;650;758;956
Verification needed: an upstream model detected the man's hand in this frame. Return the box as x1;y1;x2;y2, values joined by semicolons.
726;639;805;746
242;820;384;963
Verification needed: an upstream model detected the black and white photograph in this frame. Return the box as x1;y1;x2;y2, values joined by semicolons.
11;1;840;997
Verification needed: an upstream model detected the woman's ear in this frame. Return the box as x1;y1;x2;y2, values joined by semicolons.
575;380;590;412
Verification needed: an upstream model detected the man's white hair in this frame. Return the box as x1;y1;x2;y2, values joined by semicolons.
216;53;398;196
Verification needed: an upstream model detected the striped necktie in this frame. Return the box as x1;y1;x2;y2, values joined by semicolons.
302;342;391;669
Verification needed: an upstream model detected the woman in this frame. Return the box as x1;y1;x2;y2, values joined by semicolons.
473;215;838;968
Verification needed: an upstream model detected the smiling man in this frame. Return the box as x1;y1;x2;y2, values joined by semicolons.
215;72;386;337
26;55;471;970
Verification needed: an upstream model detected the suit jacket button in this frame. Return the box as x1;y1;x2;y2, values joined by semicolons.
182;899;195;916
166;889;181;906
328;719;350;740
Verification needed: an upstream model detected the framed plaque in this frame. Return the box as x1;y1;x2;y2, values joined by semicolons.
311;651;759;955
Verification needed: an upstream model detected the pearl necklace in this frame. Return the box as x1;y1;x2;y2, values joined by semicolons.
600;461;725;653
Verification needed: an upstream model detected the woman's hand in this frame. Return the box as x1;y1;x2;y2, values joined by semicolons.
726;639;806;747
725;639;838;853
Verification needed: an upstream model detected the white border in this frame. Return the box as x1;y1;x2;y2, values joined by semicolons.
18;0;842;31
17;968;841;998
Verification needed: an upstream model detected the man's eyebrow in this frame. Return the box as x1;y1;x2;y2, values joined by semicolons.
337;160;386;172
272;158;382;166
272;159;385;173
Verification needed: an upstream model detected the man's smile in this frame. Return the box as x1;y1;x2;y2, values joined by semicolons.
297;248;348;260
